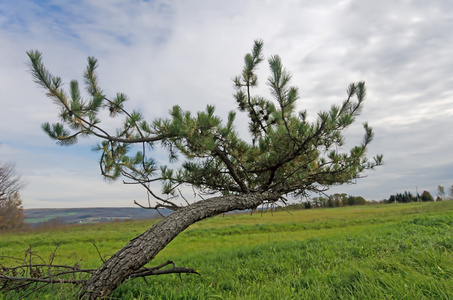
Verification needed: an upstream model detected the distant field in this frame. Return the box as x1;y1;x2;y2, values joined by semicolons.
24;212;79;224
1;201;453;299
23;207;169;226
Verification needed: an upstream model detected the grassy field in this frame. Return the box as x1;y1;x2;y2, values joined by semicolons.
1;201;453;299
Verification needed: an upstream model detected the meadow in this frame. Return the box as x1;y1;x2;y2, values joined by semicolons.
1;201;452;299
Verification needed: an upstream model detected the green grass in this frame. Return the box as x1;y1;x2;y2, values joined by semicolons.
1;201;453;299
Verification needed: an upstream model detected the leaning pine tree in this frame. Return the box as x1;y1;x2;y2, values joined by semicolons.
27;40;382;299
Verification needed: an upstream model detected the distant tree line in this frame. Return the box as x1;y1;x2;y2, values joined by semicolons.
281;193;368;210
385;184;453;204
308;193;367;208
282;184;453;211
385;191;423;204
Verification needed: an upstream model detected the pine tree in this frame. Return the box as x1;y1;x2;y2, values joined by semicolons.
27;40;382;299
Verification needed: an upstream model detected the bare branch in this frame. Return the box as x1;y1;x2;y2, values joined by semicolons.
0;247;199;297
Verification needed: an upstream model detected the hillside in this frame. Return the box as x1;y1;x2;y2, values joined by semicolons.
24;207;171;227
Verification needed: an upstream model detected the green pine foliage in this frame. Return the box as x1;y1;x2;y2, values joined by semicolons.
27;40;382;209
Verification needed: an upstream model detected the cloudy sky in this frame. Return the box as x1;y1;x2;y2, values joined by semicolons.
1;0;452;209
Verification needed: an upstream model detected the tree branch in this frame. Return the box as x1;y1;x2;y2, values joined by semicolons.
213;147;249;193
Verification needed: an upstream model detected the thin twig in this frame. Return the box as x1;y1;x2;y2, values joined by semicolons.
92;242;105;263
1;247;200;297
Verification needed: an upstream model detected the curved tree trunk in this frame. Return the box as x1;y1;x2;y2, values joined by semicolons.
79;193;277;299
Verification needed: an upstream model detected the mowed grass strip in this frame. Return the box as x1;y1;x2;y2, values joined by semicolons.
1;201;452;299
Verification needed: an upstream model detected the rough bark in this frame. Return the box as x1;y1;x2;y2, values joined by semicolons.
79;193;278;299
